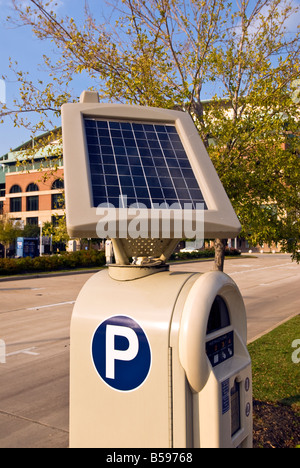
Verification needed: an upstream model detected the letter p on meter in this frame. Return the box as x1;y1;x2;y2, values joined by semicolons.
92;315;151;392
106;324;139;379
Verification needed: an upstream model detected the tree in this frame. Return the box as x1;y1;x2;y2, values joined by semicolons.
2;0;300;268
0;215;22;258
22;223;40;238
42;216;70;247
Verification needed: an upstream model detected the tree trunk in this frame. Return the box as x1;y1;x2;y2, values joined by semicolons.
213;238;227;272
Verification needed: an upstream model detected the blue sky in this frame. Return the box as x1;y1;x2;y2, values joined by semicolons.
0;0;97;156
0;0;299;156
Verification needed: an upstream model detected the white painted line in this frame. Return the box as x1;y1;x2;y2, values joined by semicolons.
230;262;295;276
6;347;39;357
27;301;75;311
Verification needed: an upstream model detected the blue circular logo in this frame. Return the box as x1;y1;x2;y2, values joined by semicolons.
92;315;151;392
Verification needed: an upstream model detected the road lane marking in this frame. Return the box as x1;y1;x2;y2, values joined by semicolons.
0;300;76;316
230;262;298;276
27;301;75;311
6;347;39;357
0;409;69;434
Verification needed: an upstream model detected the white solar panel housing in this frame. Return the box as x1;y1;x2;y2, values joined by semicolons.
62;93;241;240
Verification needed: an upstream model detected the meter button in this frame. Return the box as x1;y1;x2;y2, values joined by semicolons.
206;331;234;367
245;377;250;392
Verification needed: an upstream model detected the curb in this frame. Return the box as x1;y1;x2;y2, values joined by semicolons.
0;268;102;283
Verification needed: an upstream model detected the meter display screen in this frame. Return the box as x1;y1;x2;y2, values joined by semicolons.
206;296;230;334
206;331;234;367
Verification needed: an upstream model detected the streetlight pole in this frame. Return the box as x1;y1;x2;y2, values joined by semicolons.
39;221;43;257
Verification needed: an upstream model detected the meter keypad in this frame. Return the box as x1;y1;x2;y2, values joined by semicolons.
206;331;234;367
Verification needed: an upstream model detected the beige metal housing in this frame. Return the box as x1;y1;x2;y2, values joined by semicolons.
70;269;252;448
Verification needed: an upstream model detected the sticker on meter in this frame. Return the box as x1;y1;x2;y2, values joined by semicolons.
92;315;152;392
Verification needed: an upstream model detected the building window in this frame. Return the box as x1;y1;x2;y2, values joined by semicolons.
51;178;65;210
26;183;39;192
26;217;38;226
52;193;65;209
52;215;63;227
10;197;22;213
26;195;39;211
10;185;22;194
52;179;64;190
0;184;5;197
0;201;3;214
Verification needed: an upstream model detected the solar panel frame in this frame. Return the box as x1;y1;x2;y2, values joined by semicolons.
62;100;241;239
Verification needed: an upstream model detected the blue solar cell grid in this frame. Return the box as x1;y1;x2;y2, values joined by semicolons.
84;119;207;209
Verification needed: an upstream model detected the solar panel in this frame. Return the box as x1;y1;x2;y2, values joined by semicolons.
62;95;241;241
84;119;207;210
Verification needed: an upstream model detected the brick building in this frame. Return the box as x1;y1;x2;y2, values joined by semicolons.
0;127;286;255
0;130;64;228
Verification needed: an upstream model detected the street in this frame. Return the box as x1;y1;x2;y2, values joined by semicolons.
170;254;300;343
0;254;299;448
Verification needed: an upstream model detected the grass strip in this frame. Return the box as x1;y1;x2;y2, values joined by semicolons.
248;315;300;448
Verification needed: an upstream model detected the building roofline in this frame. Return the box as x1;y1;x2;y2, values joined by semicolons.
0;127;62;162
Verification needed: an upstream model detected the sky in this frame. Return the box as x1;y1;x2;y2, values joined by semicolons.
0;0;299;157
0;0;97;156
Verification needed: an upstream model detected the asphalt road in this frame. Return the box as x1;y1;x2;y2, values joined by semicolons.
170;254;300;343
0;254;299;448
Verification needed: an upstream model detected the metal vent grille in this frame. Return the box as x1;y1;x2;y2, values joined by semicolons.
120;238;172;258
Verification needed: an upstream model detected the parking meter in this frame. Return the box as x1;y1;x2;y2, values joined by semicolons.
62;91;252;448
